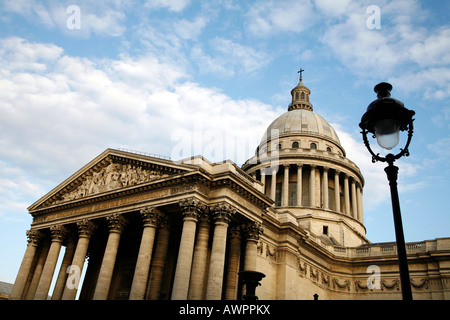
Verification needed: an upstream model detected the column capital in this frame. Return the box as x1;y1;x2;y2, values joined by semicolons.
179;197;206;220
76;219;96;238
26;229;43;246
49;225;69;242
106;213;127;233
157;212;170;230
198;211;211;225
242;221;263;241
322;166;329;172
210;202;236;224
296;163;303;169
140;207;161;227
228;225;241;240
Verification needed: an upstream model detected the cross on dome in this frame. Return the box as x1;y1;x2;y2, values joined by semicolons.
297;68;304;82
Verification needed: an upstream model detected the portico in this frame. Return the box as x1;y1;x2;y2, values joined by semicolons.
10;149;269;300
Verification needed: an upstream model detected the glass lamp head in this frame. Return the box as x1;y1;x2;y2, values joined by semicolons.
360;82;414;151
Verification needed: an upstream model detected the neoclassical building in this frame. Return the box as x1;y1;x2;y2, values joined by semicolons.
10;75;450;300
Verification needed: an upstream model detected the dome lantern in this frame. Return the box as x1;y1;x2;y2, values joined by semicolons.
288;68;312;111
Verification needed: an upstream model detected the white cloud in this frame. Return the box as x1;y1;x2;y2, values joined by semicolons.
84;9;126;37
191;37;272;77
173;16;209;40
2;0;56;27
0;37;280;223
319;0;450;102
389;67;450;100
0;37;63;72
145;0;191;12
190;45;235;77
2;1;128;38
408;27;450;67
314;0;352;16
246;0;316;36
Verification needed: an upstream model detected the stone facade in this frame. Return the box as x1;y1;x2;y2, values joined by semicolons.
9;78;450;300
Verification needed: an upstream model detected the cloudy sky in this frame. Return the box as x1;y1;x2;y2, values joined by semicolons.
1;0;449;284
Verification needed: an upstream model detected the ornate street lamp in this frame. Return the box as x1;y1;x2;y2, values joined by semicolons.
359;82;415;300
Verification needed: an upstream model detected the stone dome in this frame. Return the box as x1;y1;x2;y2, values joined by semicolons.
260;108;341;147
255;71;346;157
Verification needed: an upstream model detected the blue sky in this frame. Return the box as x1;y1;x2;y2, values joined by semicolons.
0;0;449;285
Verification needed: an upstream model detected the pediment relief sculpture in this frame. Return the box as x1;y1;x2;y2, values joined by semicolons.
51;160;171;205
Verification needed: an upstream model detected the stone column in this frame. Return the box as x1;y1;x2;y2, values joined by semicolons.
270;167;277;202
309;165;316;207
206;203;235;300
188;211;211;300
52;235;76;300
344;174;350;215
260;169;266;188
171;198;202;300
357;184;364;223
129;207;160;300
61;219;96;300
224;226;241;300
334;170;341;212
322;167;329;210
93;213;126;300
296;165;303;206
243;222;263;271
34;225;67;300
282;165;289;206
25;239;50;300
10;229;42;300
351;179;358;219
147;214;170;300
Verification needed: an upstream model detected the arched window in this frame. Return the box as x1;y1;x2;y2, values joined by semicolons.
277;143;282;150
326;147;332;152
295;92;299;100
292;141;299;148
301;92;305;99
310;143;317;150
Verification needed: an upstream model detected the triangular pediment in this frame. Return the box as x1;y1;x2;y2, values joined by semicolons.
29;148;197;211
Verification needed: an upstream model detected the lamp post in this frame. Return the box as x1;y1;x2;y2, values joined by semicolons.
359;82;415;300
